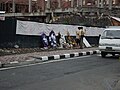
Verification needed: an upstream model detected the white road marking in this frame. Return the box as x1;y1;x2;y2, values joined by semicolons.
0;55;92;71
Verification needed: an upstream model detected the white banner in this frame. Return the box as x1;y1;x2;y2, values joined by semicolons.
16;20;104;36
16;20;48;36
45;24;78;36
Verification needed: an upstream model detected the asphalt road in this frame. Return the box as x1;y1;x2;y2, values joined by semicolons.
0;54;120;90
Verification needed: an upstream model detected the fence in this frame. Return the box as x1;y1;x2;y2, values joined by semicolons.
0;18;103;48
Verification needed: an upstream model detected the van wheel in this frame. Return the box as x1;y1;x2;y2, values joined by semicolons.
101;52;106;58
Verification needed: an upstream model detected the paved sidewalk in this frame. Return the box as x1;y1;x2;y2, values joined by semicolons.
0;47;99;67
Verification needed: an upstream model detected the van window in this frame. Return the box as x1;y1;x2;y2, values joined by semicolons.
101;30;120;39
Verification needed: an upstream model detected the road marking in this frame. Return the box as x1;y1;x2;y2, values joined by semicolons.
0;55;92;71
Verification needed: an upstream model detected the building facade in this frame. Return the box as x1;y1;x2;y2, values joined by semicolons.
0;0;120;16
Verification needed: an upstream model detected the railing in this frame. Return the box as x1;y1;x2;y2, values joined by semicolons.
0;12;46;17
0;5;120;17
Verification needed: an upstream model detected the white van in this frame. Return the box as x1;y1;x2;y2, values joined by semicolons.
99;27;120;57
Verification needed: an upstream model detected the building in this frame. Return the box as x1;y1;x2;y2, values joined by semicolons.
0;0;46;12
0;0;120;17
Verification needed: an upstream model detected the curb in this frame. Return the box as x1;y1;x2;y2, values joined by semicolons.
39;50;100;61
0;50;100;68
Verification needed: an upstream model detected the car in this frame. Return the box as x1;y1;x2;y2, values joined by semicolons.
99;26;120;57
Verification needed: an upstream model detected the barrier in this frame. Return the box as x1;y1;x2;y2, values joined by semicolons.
0;19;103;48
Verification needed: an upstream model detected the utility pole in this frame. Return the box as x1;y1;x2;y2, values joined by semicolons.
109;0;112;10
58;0;61;8
46;0;50;9
97;0;100;7
12;0;15;13
71;0;74;8
80;0;83;7
77;0;79;7
101;0;104;8
29;0;32;13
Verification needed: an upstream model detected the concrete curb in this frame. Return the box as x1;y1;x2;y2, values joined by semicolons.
0;50;100;68
39;50;100;61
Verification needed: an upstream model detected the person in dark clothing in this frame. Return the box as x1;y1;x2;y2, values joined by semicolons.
57;32;61;46
41;33;48;49
49;30;57;48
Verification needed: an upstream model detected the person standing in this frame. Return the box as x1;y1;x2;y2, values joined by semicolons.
57;32;61;47
41;33;48;49
76;27;85;49
76;27;81;48
80;27;86;49
49;30;57;48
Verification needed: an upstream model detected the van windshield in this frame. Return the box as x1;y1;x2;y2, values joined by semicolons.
101;30;120;39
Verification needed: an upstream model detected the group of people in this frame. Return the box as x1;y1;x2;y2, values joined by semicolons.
41;26;86;49
41;30;57;49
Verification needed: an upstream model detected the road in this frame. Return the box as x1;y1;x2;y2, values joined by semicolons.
0;54;120;90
